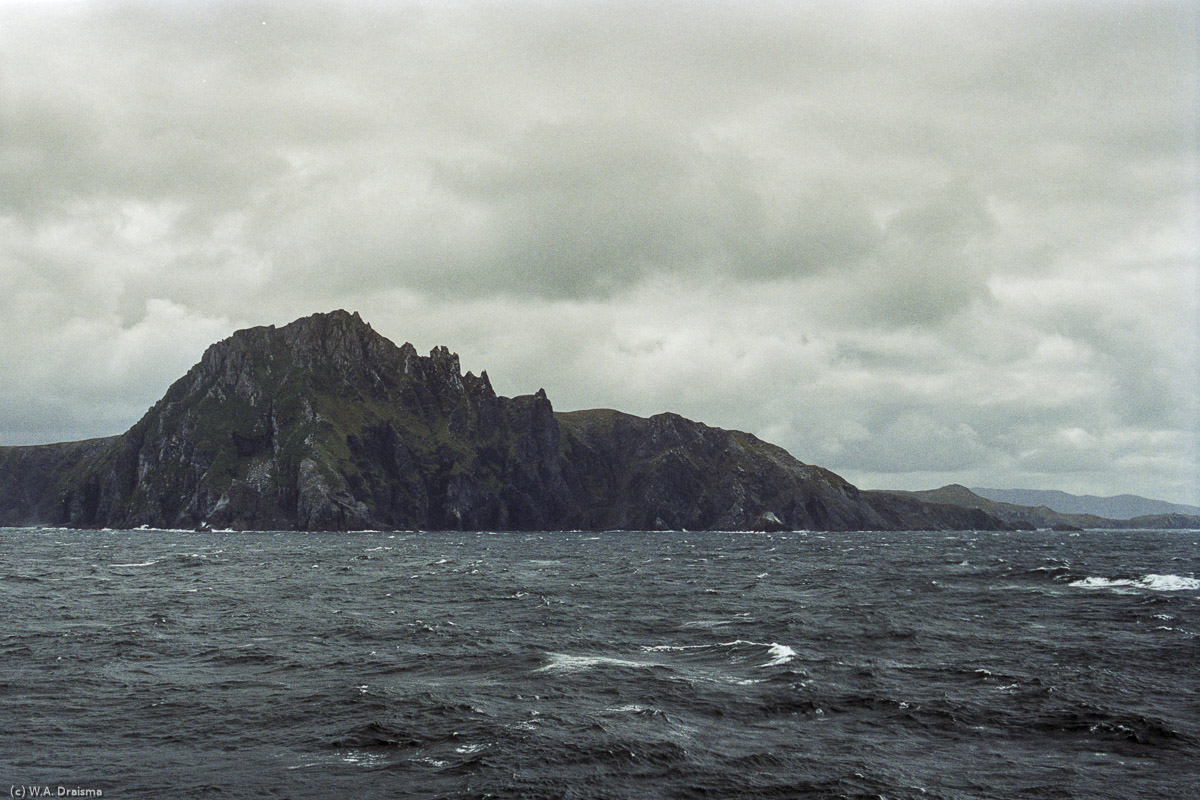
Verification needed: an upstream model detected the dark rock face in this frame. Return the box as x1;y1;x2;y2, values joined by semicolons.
0;437;117;526
0;311;1013;531
555;408;891;531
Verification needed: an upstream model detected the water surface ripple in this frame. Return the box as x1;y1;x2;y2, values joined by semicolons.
1;528;1197;799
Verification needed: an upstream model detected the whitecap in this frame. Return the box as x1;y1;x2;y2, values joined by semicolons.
642;639;798;668
1070;577;1136;589
763;643;797;667
1140;574;1200;591
341;751;389;768
537;653;652;673
605;704;663;715
1069;574;1200;591
111;560;158;568
642;644;704;652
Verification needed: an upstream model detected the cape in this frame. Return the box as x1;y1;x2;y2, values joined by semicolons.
0;310;1007;531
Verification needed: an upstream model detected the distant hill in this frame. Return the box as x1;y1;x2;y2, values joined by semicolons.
971;488;1200;521
873;485;1101;531
874;485;1200;530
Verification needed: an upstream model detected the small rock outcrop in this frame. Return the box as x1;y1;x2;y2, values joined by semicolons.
0;310;1015;531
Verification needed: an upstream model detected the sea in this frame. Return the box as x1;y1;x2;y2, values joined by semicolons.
1;527;1197;800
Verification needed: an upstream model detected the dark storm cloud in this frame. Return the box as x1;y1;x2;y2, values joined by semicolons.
0;0;1195;503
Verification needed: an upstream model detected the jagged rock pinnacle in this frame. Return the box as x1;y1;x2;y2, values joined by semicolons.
0;312;1014;532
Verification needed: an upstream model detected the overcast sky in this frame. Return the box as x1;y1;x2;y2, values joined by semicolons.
1;1;1197;504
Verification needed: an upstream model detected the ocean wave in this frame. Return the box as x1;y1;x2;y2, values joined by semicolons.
1069;574;1200;592
642;639;797;668
6;526;1198;799
536;653;655;673
1033;705;1192;747
605;704;668;717
763;643;797;667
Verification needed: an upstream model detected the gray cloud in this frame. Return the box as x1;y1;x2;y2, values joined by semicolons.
0;0;1196;504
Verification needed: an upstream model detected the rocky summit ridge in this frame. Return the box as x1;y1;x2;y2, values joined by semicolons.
0;310;1008;532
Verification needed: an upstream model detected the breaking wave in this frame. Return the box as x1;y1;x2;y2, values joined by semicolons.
1070;574;1200;592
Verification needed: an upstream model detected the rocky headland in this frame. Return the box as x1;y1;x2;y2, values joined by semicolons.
0;311;1065;532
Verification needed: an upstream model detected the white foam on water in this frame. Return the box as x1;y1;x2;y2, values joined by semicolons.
342;751;389;768
642;643;707;652
1140;574;1200;591
537;653;652;673
641;639;780;653
763;643;797;667
1070;577;1134;589
641;639;798;668
1069;574;1200;591
111;560;158;568
721;639;790;655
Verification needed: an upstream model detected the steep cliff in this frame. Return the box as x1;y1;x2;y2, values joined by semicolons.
0;311;1012;531
0;437;117;526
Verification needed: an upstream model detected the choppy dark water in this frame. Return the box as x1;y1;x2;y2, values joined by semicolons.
1;527;1197;799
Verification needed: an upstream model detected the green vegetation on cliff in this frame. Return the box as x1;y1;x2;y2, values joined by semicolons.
0;311;1025;532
